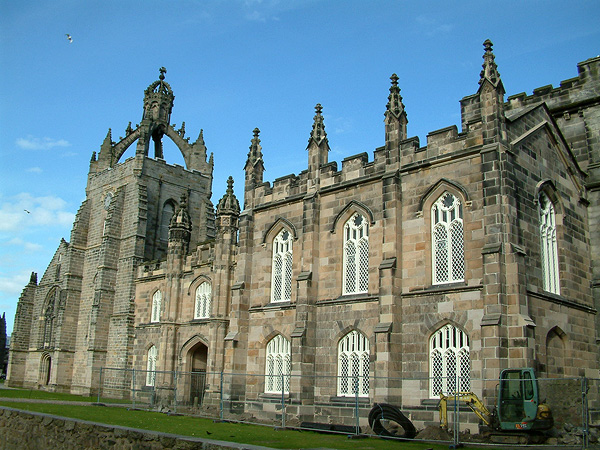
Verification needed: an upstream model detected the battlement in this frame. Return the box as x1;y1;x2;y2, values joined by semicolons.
507;56;600;112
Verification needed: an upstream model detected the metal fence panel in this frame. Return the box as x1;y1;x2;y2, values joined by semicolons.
93;368;600;449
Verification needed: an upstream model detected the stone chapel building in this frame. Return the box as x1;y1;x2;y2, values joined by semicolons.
7;41;600;424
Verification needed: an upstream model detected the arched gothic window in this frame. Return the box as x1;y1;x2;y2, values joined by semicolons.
337;330;369;397
343;214;369;295
151;290;162;323
195;282;212;319
432;192;464;284
42;289;57;349
146;345;158;387
271;229;293;303
159;201;175;243
429;324;470;397
265;335;291;394
40;354;51;385
538;191;560;294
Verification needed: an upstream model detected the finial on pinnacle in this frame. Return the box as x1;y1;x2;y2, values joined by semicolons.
390;73;399;87
180;193;187;207
253;128;260;138
483;39;493;52
227;176;234;193
315;103;323;115
159;67;167;81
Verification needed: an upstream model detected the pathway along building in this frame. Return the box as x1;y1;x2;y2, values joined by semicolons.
8;41;600;426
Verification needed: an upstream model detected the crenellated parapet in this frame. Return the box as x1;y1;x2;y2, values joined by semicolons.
506;56;600;113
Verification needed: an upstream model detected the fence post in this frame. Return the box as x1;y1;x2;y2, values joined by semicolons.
354;376;360;436
173;370;178;414
281;372;286;428
220;371;224;421
582;376;589;450
97;367;102;403
132;368;136;410
453;380;460;449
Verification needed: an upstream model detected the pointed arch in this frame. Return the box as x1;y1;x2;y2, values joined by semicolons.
158;199;177;244
194;282;212;319
429;323;470;397
187;274;212;295
545;326;567;377
151;290;162;323
262;217;298;244
330;200;375;234
337;329;370;397
342;212;370;295
265;334;291;394
431;191;464;284
146;345;158;387
535;179;563;215
39;353;52;385
536;183;561;295
270;228;294;303
179;334;210;360
41;287;59;349
418;178;470;213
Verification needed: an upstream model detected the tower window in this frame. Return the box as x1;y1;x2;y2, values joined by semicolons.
538;191;560;294
432;192;464;284
343;214;369;295
195;282;212;319
271;229;293;303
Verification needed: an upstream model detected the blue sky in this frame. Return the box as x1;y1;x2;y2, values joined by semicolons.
0;0;598;335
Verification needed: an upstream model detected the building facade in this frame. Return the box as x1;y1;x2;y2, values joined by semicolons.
8;42;600;425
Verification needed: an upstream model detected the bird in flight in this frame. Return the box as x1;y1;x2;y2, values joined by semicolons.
24;210;30;214
65;34;73;44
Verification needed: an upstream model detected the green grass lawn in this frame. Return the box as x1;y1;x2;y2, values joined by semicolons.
0;386;126;404
0;400;455;450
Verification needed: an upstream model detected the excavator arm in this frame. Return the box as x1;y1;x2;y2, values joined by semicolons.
439;392;493;430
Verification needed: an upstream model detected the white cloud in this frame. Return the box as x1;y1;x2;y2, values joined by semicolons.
3;238;43;253
245;10;267;22
16;136;71;150
0;270;30;299
415;15;454;37
0;193;75;232
26;167;43;173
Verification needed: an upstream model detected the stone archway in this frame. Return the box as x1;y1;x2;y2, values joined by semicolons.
39;354;51;386
188;342;208;406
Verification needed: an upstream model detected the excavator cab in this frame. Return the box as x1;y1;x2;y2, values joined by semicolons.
497;368;553;431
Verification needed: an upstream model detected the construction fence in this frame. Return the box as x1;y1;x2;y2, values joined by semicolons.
95;367;600;449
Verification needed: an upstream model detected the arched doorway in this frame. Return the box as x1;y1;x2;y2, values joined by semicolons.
40;354;51;386
188;342;208;406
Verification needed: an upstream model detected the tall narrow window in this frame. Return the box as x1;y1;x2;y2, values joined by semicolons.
337;330;369;397
265;335;291;394
432;192;464;284
538;192;560;294
42;289;57;349
146;345;158;387
159;201;175;243
343;214;369;295
151;290;162;323
195;282;212;319
429;324;470;397
271;229;293;303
